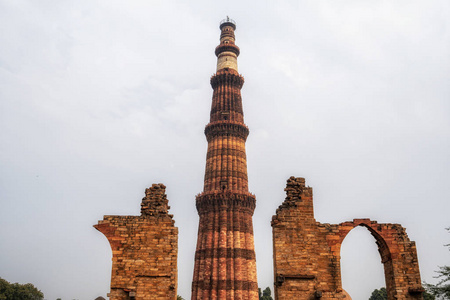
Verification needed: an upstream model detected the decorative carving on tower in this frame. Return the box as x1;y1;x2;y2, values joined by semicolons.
191;18;259;300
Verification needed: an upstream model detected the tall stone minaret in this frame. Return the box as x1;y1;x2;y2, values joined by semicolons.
191;18;258;300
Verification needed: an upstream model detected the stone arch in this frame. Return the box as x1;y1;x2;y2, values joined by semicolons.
327;219;423;300
333;220;394;299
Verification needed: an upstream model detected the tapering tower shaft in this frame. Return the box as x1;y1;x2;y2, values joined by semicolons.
191;18;258;300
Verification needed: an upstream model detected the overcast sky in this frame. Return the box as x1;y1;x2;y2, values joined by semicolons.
1;0;449;299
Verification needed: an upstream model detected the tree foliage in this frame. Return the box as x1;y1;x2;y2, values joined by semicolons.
424;290;437;300
425;265;450;299
0;277;44;300
370;286;434;300
425;228;450;299
177;295;185;300
426;265;450;299
258;286;273;300
369;287;387;300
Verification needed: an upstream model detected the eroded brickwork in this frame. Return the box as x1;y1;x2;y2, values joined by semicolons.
95;184;178;300
191;18;258;300
272;177;423;300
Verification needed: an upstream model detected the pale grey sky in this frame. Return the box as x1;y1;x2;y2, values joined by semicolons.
1;0;449;299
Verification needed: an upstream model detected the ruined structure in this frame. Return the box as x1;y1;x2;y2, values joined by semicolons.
272;177;424;300
95;184;178;300
191;18;258;300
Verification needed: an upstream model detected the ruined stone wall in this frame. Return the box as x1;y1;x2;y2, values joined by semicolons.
95;184;178;300
272;177;423;300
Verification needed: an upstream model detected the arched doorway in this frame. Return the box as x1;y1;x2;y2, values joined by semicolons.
340;226;386;299
332;220;423;300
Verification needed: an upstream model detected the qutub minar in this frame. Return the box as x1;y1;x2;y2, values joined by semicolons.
191;17;258;300
95;17;424;300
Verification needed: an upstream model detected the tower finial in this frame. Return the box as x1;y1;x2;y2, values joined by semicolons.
219;17;236;30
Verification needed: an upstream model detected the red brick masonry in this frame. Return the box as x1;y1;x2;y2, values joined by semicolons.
272;177;424;300
95;184;178;300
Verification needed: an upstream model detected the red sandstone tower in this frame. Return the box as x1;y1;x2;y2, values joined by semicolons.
191;18;258;300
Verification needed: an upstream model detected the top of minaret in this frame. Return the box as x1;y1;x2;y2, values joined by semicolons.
215;17;240;72
219;16;236;30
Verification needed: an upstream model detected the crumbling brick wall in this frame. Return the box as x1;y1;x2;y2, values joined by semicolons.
272;177;423;300
95;184;178;300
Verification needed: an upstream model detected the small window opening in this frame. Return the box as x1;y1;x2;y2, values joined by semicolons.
220;180;228;190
